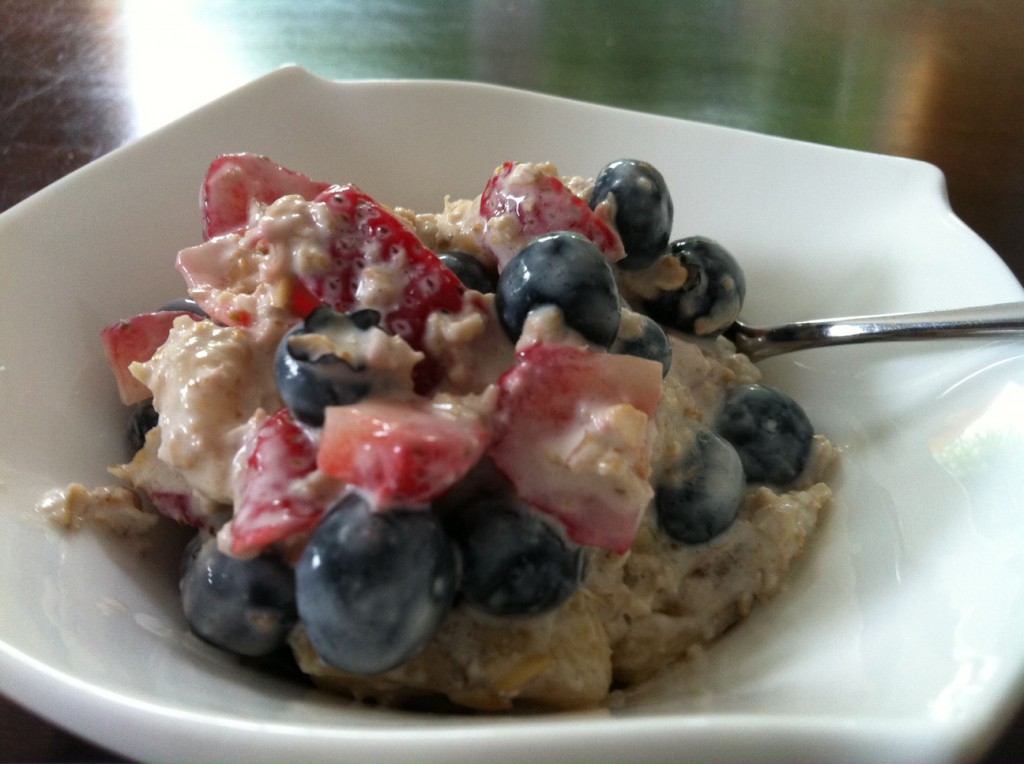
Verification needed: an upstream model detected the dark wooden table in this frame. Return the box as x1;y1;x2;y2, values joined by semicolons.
2;1;1023;761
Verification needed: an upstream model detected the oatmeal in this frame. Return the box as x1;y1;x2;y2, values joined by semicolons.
46;154;837;710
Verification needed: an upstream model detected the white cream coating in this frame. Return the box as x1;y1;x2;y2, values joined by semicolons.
293;335;838;709
514;304;589;351
408;163;601;273
423;292;515;395
131;316;285;503
287;167;836;708
61;161;836;712
250;194;334;278
487;340;661;552
177;194;334;330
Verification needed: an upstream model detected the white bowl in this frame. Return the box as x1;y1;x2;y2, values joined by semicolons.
2;66;1024;763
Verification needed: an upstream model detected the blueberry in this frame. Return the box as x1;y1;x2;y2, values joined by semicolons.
611;309;673;377
640;236;746;337
437;251;497;294
160;297;208;318
444;497;584;617
179;534;297;657
496;231;620;347
589;159;673;270
656;428;745;544
275;306;381;426
717;384;814;486
127;399;158;453
295;493;457;675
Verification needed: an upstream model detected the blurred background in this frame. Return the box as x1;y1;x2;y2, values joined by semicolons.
2;0;1023;280
2;1;1024;761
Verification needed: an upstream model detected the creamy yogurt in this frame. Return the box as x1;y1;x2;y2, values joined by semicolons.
45;157;838;712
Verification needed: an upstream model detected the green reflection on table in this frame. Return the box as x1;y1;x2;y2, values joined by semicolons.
170;0;904;149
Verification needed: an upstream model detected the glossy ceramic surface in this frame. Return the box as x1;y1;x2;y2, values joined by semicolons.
2;67;1023;762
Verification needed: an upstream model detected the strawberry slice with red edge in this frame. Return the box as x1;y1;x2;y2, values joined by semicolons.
488;343;663;554
101;311;200;404
146;490;218;533
301;184;467;392
202;153;331;239
480;161;625;269
224;408;333;557
317;398;489;508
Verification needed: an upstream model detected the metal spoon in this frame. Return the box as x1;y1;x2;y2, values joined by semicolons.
721;302;1024;362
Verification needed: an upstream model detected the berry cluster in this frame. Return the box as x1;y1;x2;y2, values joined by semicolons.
101;154;817;680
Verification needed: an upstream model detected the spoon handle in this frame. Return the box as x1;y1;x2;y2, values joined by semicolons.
730;301;1024;362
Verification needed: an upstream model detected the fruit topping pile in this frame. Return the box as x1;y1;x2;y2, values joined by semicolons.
98;154;820;683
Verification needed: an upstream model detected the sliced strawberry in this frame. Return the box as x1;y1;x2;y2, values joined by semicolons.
318;399;489;508
177;212;323;328
301;184;467;391
201;153;331;239
480;161;625;270
145;490;217;533
488;344;662;554
223;408;335;557
287;277;323;320
101;311;200;405
175;235;260;328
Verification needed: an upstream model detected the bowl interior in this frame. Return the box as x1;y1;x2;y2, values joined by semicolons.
2;68;1024;762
